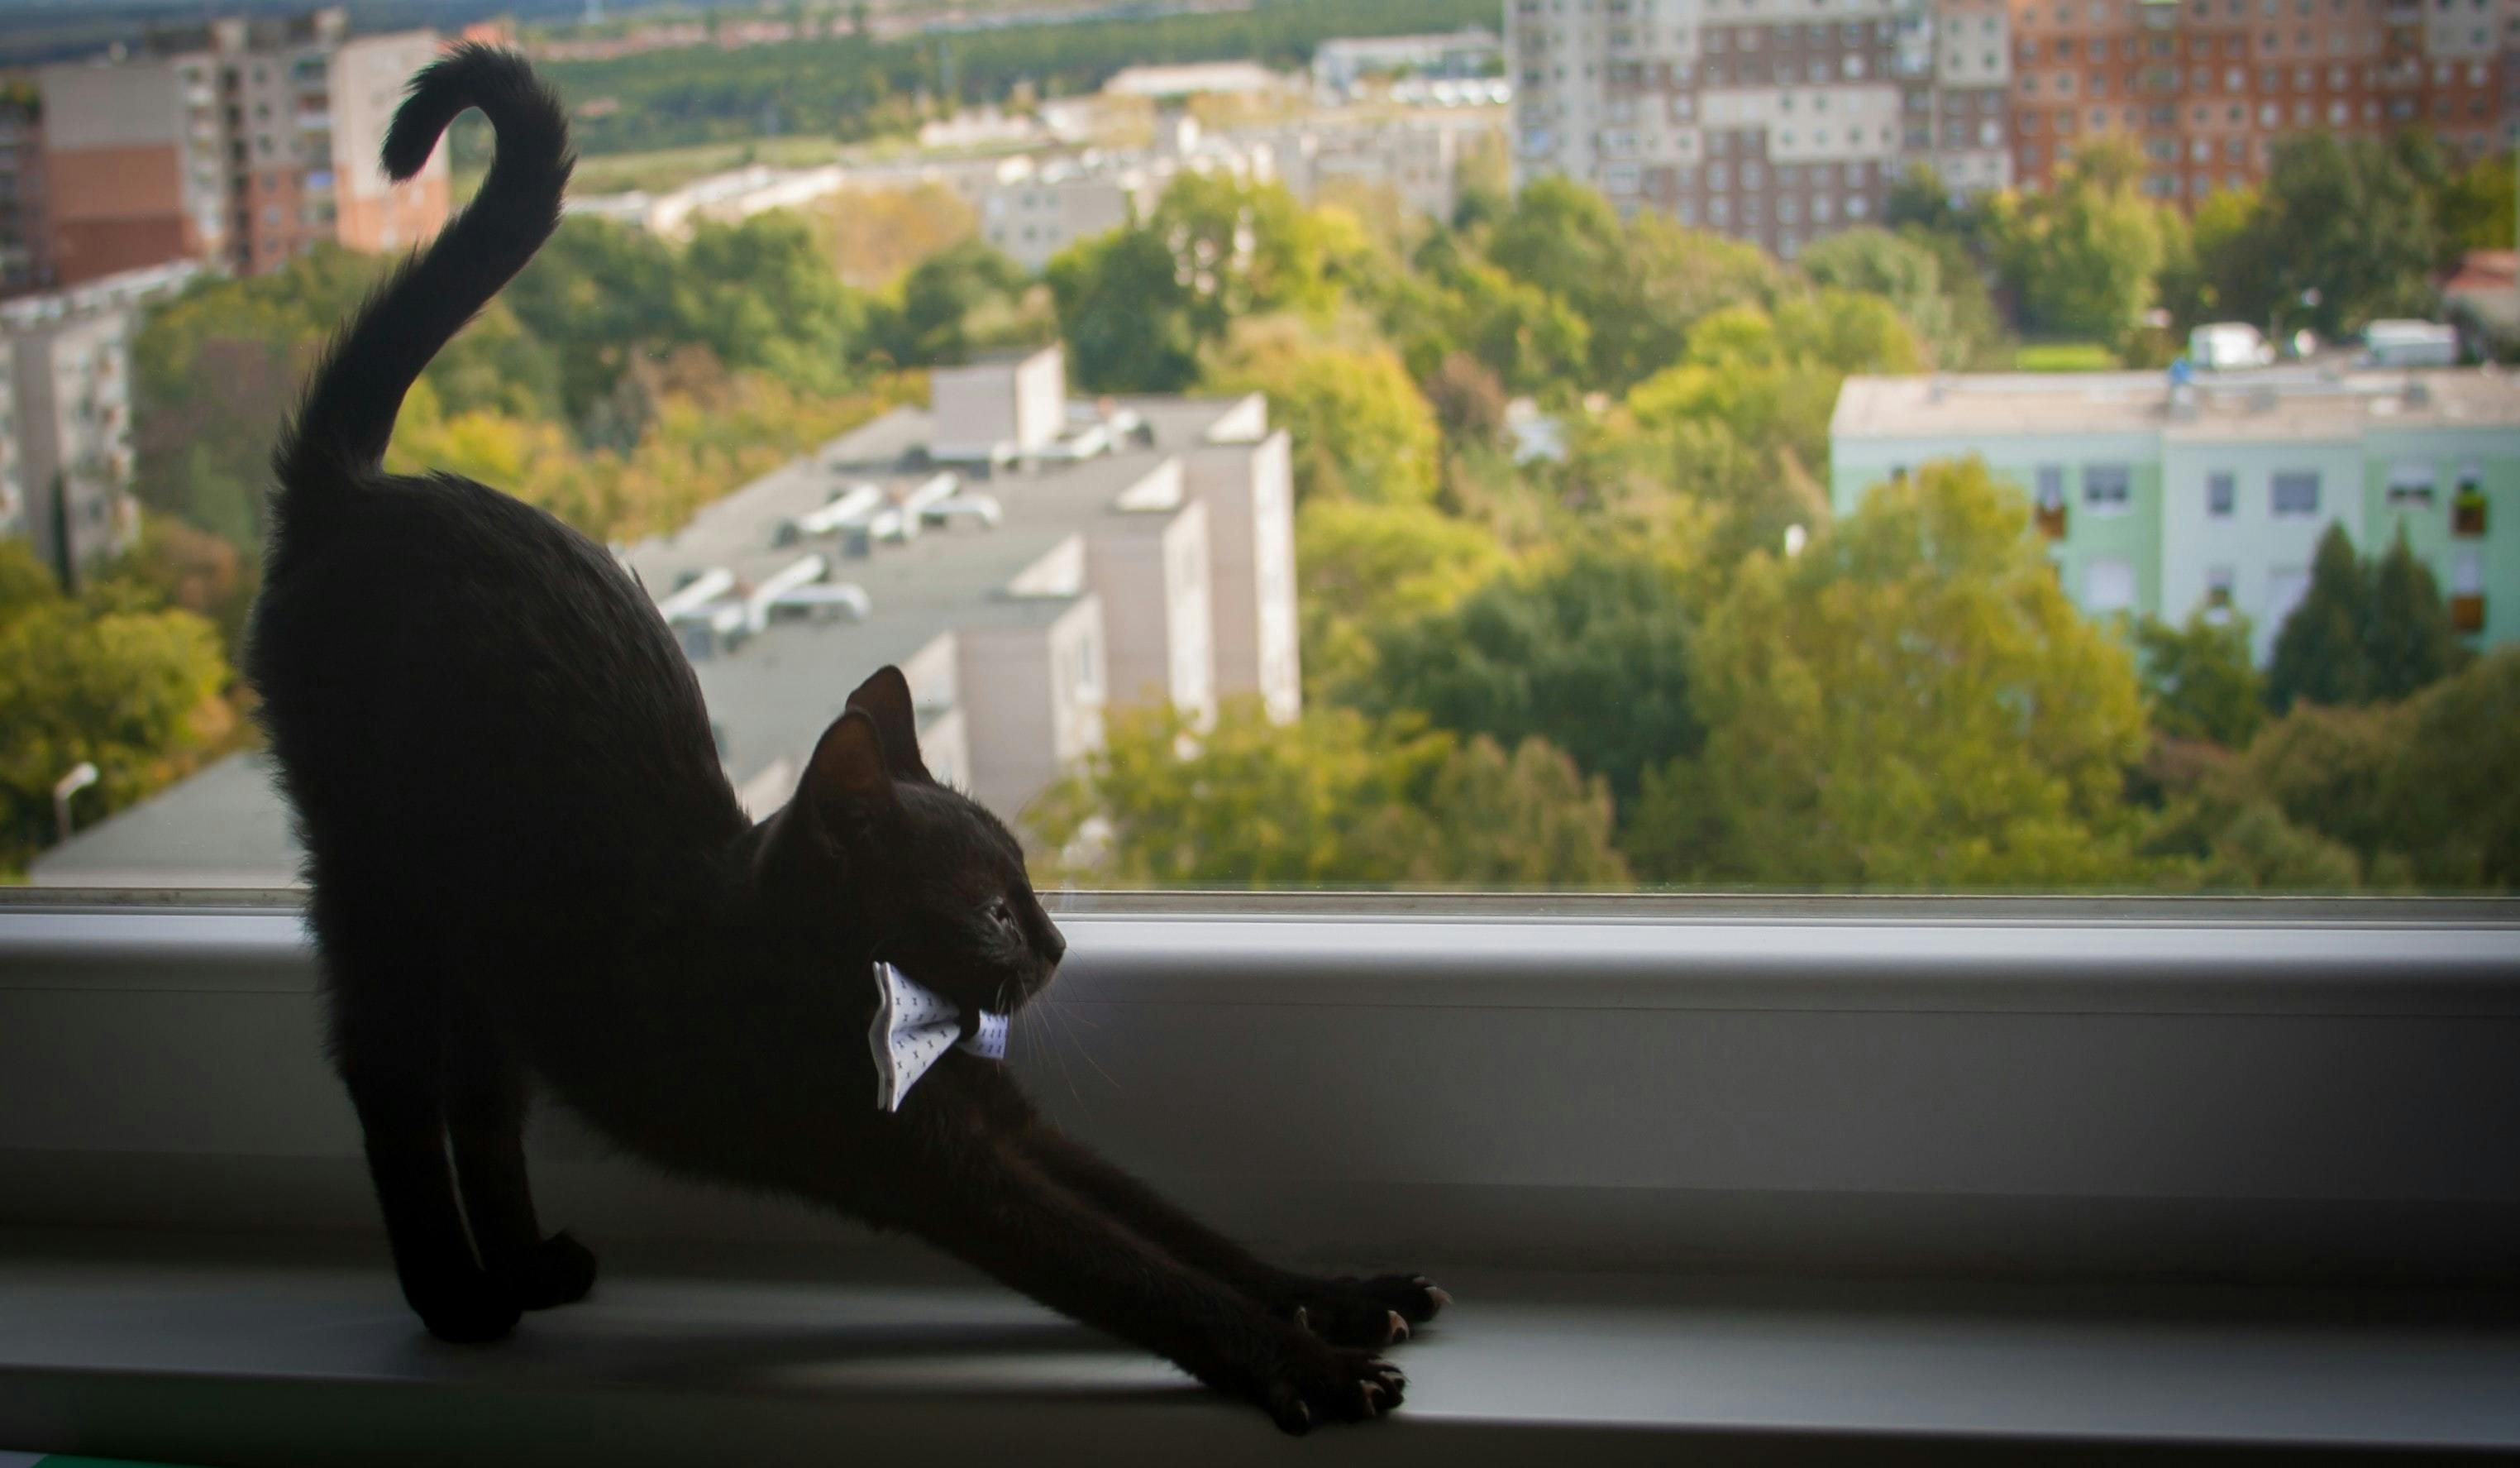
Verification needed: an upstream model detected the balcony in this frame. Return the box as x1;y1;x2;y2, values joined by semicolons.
2454;490;2488;538
2451;592;2486;633
2036;500;2069;538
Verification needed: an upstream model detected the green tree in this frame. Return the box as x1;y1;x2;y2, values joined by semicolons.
1797;225;2002;369
1633;458;2153;889
1483;178;1785;393
1294;497;1512;695
1362;546;1697;806
1420;734;1633;888
1983;138;2175;342
1201;316;1440;504
1420;350;1510;451
131;244;561;549
2265;524;2371;712
2133;612;2265;748
2376;646;2520;887
877;237;1041;366
675;211;869;394
0;542;234;873
2364;531;2456;702
1029;697;1629;888
2197;134;2444;337
1048;227;1200;392
505;215;687;423
2439;152;2515;256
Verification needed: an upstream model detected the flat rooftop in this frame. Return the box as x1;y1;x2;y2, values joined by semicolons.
1831;367;2520;444
28;390;1266;887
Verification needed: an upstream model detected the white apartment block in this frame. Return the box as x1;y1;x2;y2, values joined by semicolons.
1269;117;1484;223
1507;0;2009;255
31;347;1304;882
977;165;1157;274
1313;29;1506;98
1;280;152;587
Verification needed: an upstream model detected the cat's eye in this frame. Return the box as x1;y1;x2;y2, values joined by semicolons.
988;899;1016;930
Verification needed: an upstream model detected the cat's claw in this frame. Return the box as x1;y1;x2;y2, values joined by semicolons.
1387;1311;1410;1342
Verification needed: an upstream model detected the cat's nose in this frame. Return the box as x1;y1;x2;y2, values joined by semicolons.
1043;928;1067;968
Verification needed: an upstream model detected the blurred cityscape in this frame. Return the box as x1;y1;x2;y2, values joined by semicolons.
1;0;2516;892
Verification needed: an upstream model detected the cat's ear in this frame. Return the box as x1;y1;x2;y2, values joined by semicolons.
844;665;931;783
802;708;899;836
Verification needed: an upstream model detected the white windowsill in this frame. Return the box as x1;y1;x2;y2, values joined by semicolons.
5;1238;2518;1466
3;894;2518;1461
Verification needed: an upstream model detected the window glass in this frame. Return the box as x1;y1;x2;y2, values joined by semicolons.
10;13;2518;901
2083;464;2132;514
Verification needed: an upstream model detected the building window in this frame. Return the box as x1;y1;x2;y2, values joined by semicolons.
2035;465;2069;538
2207;471;2236;517
2205;563;2237;618
2453;460;2488;537
2083;464;2132;515
2084;557;2137;612
2387;462;2437;508
2271;471;2320;517
2451;548;2486;631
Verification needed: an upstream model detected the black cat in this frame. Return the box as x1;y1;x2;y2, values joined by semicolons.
245;45;1440;1433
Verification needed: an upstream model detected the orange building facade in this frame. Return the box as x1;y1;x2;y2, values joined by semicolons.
2012;0;2517;202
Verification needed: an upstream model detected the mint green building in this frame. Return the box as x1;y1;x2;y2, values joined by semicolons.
1828;369;2520;661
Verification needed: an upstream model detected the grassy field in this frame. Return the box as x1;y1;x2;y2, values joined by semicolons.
2014;342;2121;372
452;134;863;203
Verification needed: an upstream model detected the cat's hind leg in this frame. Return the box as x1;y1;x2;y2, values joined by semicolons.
446;999;596;1311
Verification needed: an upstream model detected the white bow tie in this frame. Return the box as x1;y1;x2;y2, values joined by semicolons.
869;961;1008;1112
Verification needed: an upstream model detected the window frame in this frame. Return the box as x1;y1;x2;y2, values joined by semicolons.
5;890;2518;1284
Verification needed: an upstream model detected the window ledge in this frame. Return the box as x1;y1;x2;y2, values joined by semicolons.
4;1238;2518;1466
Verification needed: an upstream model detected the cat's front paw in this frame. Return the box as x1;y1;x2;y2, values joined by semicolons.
1282;1274;1450;1348
1255;1336;1406;1435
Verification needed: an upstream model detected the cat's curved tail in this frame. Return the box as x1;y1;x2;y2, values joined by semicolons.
274;44;570;503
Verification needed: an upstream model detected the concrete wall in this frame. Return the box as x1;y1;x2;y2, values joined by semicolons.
10;309;136;585
933;347;1065;459
957;595;1105;821
1083;497;1213;720
1187;431;1300;723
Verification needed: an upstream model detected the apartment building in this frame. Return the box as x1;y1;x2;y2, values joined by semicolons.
1269;116;1489;223
1313;29;1506;98
1508;0;2011;255
2009;0;2514;203
0;94;50;297
30;346;1303;884
35;7;446;285
34;55;228;286
2;307;136;587
0;261;196;585
1830;366;2520;660
978;163;1158;273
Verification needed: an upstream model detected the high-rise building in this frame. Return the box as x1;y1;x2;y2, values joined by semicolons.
35;7;446;285
2008;0;2513;204
4;307;137;587
0;261;199;586
35;55;229;287
1506;0;2011;256
0;93;51;298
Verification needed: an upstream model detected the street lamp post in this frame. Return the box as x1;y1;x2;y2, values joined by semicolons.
52;761;98;844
